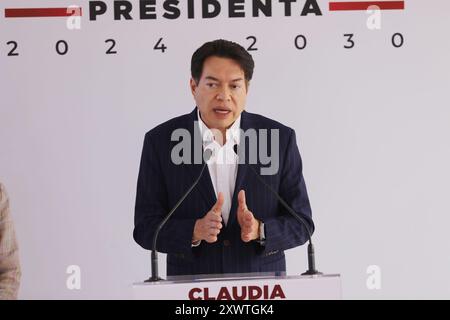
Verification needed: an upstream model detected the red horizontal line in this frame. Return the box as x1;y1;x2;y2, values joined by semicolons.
329;1;404;11
5;7;82;18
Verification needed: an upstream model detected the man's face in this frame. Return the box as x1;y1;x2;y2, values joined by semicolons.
190;56;248;132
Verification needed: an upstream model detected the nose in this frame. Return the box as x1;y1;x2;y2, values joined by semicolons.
216;87;231;102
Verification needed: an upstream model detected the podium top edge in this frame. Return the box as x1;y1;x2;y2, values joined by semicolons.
133;273;341;286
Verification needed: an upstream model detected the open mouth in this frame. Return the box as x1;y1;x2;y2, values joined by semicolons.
213;108;231;115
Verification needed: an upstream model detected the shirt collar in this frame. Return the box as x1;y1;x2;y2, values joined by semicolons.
197;109;241;146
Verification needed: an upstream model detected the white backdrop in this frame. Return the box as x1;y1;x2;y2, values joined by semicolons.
1;0;450;299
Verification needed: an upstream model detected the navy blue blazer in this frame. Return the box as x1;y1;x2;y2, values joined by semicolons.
134;108;314;276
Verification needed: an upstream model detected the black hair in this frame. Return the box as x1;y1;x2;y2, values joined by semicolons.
191;39;255;84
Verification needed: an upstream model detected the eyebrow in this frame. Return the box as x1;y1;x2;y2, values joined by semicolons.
204;76;244;82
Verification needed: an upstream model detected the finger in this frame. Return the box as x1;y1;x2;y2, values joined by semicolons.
241;232;251;242
209;228;221;236
243;218;253;228
209;228;220;236
212;192;224;214
207;214;222;223
238;190;247;211
245;211;253;221
209;222;222;230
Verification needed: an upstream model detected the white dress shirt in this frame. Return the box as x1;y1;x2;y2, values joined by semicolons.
197;110;241;226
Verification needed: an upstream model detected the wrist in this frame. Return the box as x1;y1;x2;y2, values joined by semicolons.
192;219;201;242
256;220;265;244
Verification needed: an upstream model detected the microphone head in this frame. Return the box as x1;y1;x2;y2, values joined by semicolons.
233;143;238;156
203;148;213;162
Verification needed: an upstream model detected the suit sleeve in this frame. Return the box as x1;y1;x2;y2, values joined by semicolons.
133;132;197;254
261;129;314;253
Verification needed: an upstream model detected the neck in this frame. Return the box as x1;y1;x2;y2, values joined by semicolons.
216;129;227;145
198;113;229;146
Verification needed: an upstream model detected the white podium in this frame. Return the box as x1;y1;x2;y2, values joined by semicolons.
133;272;341;300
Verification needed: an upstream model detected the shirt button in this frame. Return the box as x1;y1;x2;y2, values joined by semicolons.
223;240;231;247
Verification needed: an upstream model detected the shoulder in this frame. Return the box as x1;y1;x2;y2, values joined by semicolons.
242;110;295;138
144;111;194;142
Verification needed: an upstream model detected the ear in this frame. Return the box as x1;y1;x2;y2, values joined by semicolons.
190;78;198;95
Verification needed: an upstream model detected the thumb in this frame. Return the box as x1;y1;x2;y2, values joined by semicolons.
212;192;224;214
238;190;247;211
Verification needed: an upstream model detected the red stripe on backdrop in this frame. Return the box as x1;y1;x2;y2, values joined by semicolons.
5;7;82;18
329;1;405;11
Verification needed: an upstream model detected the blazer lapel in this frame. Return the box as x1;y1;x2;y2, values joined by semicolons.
227;111;251;227
185;108;217;210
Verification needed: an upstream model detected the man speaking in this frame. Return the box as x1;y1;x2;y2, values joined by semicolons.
134;39;314;276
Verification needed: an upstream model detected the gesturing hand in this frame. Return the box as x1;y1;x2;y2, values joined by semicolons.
237;190;260;242
193;192;224;243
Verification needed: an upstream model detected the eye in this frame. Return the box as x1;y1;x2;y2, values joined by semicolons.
231;84;241;90
206;83;218;88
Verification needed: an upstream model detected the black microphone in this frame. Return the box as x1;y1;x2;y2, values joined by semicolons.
233;144;322;276
146;148;213;282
